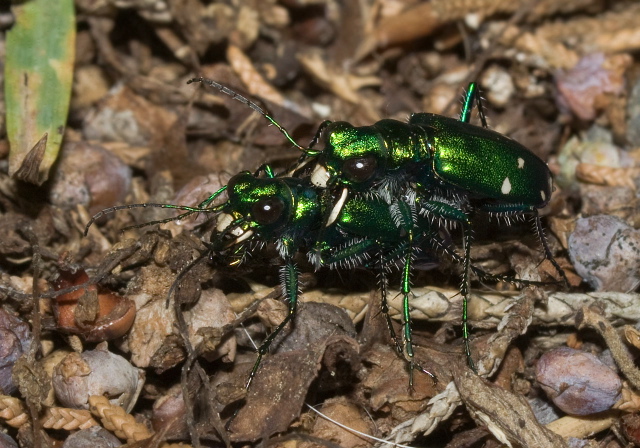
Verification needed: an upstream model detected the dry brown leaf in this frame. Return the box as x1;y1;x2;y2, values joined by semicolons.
575;163;640;190
227;44;287;108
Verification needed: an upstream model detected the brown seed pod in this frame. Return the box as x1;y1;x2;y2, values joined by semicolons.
52;269;136;342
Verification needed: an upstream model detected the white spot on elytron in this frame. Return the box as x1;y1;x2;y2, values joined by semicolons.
501;177;512;195
517;158;524;169
326;187;349;227
311;165;330;187
540;190;546;201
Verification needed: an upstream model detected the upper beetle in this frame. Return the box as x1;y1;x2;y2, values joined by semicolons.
310;82;552;214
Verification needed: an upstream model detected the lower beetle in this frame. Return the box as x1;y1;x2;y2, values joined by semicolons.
86;164;552;385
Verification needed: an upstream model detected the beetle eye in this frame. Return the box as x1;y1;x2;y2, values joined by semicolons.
251;197;285;225
342;157;377;183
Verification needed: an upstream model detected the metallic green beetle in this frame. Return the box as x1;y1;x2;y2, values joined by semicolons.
85;164;556;385
310;104;552;210
209;170;438;387
199;169;554;386
303;84;566;369
185;78;567;371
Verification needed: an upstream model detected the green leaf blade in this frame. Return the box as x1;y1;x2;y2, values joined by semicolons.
5;0;76;185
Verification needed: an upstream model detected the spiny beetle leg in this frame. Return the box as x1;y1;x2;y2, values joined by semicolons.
376;251;405;355
481;203;569;288
399;231;422;387
533;211;570;288
308;120;333;151
459;82;488;128
460;222;477;372
420;198;477;370
253;164;276;179
374;242;437;385
245;260;299;390
425;227;560;288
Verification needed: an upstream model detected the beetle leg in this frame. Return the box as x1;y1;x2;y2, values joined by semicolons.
308;120;333;151
460;221;476;372
322;236;404;350
459;82;488;128
376;247;404;355
532;210;570;288
253;163;276;178
246;259;299;390
418;198;476;369
481;204;569;288
424;228;558;287
400;230;417;386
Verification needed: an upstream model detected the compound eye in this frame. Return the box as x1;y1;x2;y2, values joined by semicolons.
342;157;377;183
251;196;285;225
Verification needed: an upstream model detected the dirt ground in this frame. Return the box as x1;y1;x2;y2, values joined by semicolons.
1;1;640;447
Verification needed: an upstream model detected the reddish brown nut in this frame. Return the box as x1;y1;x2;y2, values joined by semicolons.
620;413;640;446
53;269;135;342
536;346;622;415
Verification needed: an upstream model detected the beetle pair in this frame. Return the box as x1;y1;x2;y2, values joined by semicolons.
86;78;566;385
186;77;566;372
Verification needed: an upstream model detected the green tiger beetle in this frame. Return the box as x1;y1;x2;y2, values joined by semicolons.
86;165;555;387
209;169;563;385
187;78;568;371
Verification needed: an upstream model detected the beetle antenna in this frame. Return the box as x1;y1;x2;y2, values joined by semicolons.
188;77;319;155
84;202;225;236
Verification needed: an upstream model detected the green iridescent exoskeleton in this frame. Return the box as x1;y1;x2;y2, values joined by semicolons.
211;170;432;386
306;83;566;370
312;120;430;199
82;78;569;391
181;78;566;373
209;170;324;387
409;113;552;208
206;167;558;386
311;84;552;210
84;160;557;387
211;171;321;261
